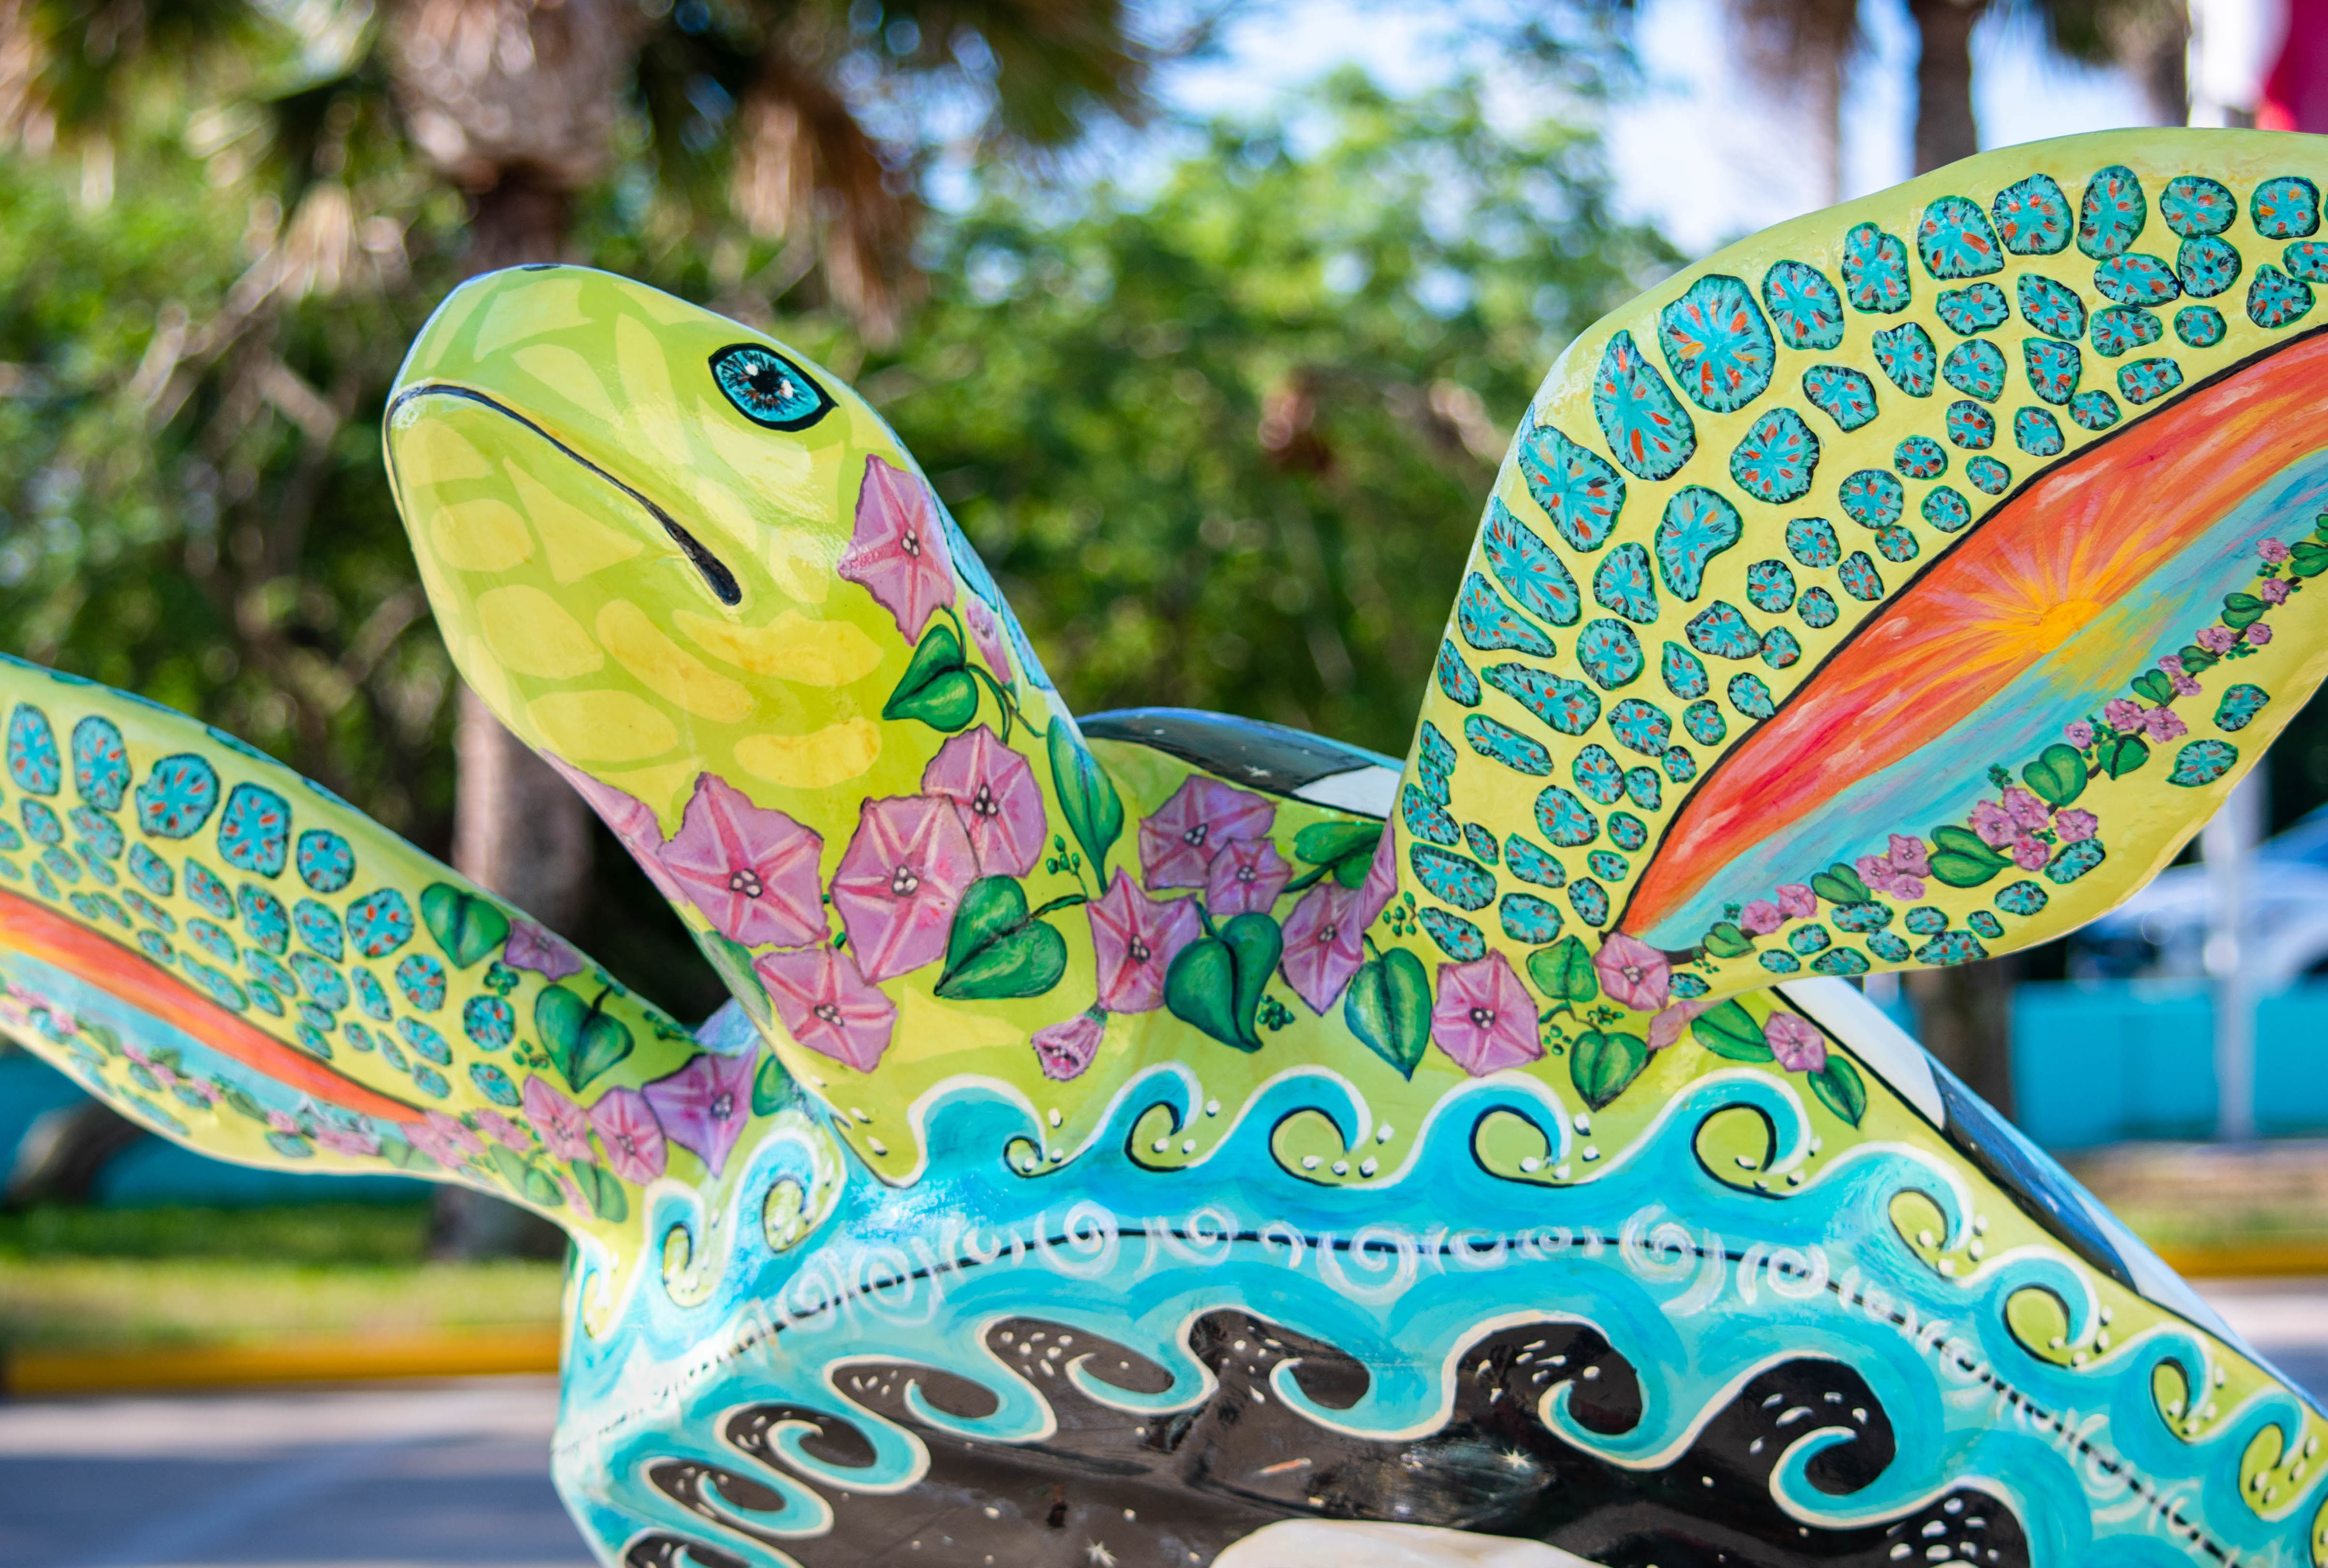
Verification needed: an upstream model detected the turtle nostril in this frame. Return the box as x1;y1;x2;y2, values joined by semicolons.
657;516;741;605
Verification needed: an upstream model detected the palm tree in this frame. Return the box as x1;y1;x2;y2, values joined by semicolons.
1727;0;2187;184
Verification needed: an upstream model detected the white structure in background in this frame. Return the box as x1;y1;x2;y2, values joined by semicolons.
2189;0;2287;124
2203;773;2265;1141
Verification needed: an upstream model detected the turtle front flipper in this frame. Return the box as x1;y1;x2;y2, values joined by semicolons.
0;655;774;1309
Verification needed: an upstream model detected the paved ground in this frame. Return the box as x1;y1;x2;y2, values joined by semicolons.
8;1284;2328;1567
0;1377;590;1567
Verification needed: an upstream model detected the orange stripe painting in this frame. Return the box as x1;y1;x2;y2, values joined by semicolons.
0;888;418;1122
1624;331;2328;943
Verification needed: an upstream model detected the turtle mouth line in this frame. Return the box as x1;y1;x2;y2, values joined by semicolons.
386;380;742;606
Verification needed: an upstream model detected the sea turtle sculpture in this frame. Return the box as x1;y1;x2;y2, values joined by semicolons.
5;127;2328;1568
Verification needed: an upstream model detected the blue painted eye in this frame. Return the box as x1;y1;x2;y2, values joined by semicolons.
708;343;834;430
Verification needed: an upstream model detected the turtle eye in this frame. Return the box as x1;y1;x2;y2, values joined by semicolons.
709;343;834;431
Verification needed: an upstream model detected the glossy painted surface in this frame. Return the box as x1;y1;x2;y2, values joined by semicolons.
2;131;2328;1568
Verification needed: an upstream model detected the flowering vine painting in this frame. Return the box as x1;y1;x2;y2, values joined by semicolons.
5;131;2328;1568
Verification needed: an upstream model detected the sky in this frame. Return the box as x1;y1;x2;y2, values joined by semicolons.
1152;0;2159;256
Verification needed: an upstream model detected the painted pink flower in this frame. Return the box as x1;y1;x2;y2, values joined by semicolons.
964;597;1013;683
1765;1012;1827;1074
2063;720;2094;748
506;921;585;982
2056;809;2099;843
2003;786;2050;833
1032;1012;1107;1080
266;1109;303;1135
838;455;956;640
920;727;1045;878
1206;837;1291;917
2171;671;2203;696
405;1109;484;1169
1740;900;1783;935
2263;578;2292;605
1089;872;1201;1014
1594;932;1671;1013
2103;697;2146;732
660;773;827;949
2144;706;2188;742
1857;857;1921;900
1649;998;1710;1051
522;1074;596;1163
1776;884;1816;919
830;795;978;982
544;754;690;906
2010;835;2050;870
1887;835;1930;879
2197;624;2239;654
1279;881;1367;1014
312;1122;380;1158
642;1050;757;1178
1969;800;2015;849
473;1109;533;1152
2248;622;2274;647
757;945;896;1072
1138;776;1276;889
2262;538;2293;563
1431;953;1543;1076
588;1088;667;1185
2159;654;2185;676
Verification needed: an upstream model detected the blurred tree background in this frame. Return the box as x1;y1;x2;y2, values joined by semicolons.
0;1;1668;1030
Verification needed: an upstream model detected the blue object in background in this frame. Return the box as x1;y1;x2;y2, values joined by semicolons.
2012;981;2328;1149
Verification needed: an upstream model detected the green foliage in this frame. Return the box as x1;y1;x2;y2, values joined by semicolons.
0;60;1671;1024
874;74;1676;758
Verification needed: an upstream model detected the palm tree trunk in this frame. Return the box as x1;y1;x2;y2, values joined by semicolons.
1908;0;1987;172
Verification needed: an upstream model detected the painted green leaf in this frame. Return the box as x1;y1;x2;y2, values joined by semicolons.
1571;1028;1649;1109
1047;720;1125;878
883;621;978;729
1344;947;1433;1077
2291;539;2328;574
699;932;772;1031
751;1052;790;1117
935;876;1068;1000
2222;591;2267;629
1165;912;1284;1052
536;984;635;1091
1928;825;2008;887
1809;862;1872;905
2130;669;2175;704
2097;732;2151;778
488;1142;562;1206
1526;934;1599;1004
376;1136;433;1172
419;883;511;968
569;1159;629;1223
2020;743;2088;807
1701;921;1755;958
1690;999;1773;1060
1809;1055;1868;1126
2179;643;2220;671
1295;820;1383;875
